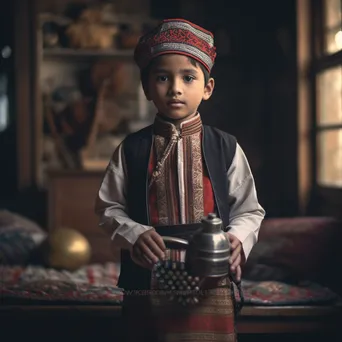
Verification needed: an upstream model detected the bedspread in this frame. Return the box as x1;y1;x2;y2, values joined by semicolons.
1;264;338;306
0;263;124;304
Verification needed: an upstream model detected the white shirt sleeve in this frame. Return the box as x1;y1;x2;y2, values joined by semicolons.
94;142;153;250
95;141;265;260
225;143;266;261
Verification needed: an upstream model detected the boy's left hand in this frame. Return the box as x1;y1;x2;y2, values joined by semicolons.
227;233;245;282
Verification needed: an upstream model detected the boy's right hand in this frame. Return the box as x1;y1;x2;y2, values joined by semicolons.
131;229;166;269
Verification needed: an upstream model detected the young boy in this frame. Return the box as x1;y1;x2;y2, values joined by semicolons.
95;18;265;342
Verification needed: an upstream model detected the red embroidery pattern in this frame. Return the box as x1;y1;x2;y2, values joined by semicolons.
149;29;216;61
134;19;216;72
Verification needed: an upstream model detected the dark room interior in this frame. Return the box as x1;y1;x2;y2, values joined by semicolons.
1;0;342;341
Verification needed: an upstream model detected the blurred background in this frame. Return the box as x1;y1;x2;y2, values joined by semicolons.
0;0;341;231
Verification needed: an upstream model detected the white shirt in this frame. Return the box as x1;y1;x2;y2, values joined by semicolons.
95;140;265;262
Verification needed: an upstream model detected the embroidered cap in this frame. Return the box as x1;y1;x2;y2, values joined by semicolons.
134;18;216;73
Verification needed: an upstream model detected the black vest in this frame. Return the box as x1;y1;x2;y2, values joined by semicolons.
119;124;236;290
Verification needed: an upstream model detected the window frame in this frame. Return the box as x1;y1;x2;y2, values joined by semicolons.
311;0;342;194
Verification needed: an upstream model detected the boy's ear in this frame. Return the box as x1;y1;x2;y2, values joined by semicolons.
203;77;215;101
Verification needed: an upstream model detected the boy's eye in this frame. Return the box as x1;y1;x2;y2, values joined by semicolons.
157;75;168;82
184;75;195;82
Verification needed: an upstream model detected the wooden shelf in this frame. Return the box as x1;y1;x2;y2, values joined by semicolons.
34;9;154;187
43;47;134;59
39;12;158;27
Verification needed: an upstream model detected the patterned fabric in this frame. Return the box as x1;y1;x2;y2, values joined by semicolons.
134;18;217;73
237;280;339;306
2;263;337;307
149;114;215;226
0;262;119;286
149;249;237;341
1;280;123;304
150;285;236;342
0;263;123;304
0;265;24;284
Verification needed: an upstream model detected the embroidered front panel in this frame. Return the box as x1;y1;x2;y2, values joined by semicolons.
183;133;204;223
149;115;207;226
154;135;180;225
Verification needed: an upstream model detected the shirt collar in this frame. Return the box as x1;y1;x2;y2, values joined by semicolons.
153;113;202;137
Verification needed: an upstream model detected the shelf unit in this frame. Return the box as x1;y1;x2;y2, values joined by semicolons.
43;47;135;59
34;13;156;187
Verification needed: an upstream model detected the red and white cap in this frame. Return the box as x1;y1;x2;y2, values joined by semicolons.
134;18;217;73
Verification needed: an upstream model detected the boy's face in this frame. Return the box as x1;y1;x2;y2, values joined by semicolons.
144;54;214;121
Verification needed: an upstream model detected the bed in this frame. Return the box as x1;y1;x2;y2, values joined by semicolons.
1;210;342;341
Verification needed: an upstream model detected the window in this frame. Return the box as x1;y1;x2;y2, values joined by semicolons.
314;0;342;188
323;0;342;54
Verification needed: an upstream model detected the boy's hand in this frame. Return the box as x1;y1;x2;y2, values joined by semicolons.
132;229;166;269
227;233;245;282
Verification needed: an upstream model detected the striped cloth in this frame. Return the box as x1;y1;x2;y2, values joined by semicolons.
149;248;237;341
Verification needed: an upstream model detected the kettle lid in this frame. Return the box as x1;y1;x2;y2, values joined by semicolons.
201;213;223;231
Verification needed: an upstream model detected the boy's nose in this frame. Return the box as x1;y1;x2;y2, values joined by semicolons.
168;80;182;96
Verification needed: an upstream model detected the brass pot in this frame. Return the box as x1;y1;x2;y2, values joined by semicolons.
43;227;92;271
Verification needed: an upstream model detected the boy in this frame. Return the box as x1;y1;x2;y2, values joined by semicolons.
95;18;265;342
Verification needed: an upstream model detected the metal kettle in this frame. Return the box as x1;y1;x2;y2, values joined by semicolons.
162;213;231;278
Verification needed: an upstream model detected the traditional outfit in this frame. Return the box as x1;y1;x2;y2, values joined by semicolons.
95;18;265;342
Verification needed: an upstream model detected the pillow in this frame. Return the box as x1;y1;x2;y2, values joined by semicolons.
0;210;47;265
0;209;46;234
0;231;39;265
243;217;342;284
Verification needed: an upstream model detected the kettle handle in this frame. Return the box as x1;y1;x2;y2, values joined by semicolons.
162;236;189;248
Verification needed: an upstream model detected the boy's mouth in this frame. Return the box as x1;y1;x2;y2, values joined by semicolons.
167;100;185;107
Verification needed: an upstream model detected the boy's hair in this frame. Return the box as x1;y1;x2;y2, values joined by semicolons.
140;55;210;90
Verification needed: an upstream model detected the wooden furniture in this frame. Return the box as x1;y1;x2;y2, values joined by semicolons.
238;304;342;336
45;203;342;338
34;11;157;188
1;304;341;341
47;170;116;263
2;215;342;339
